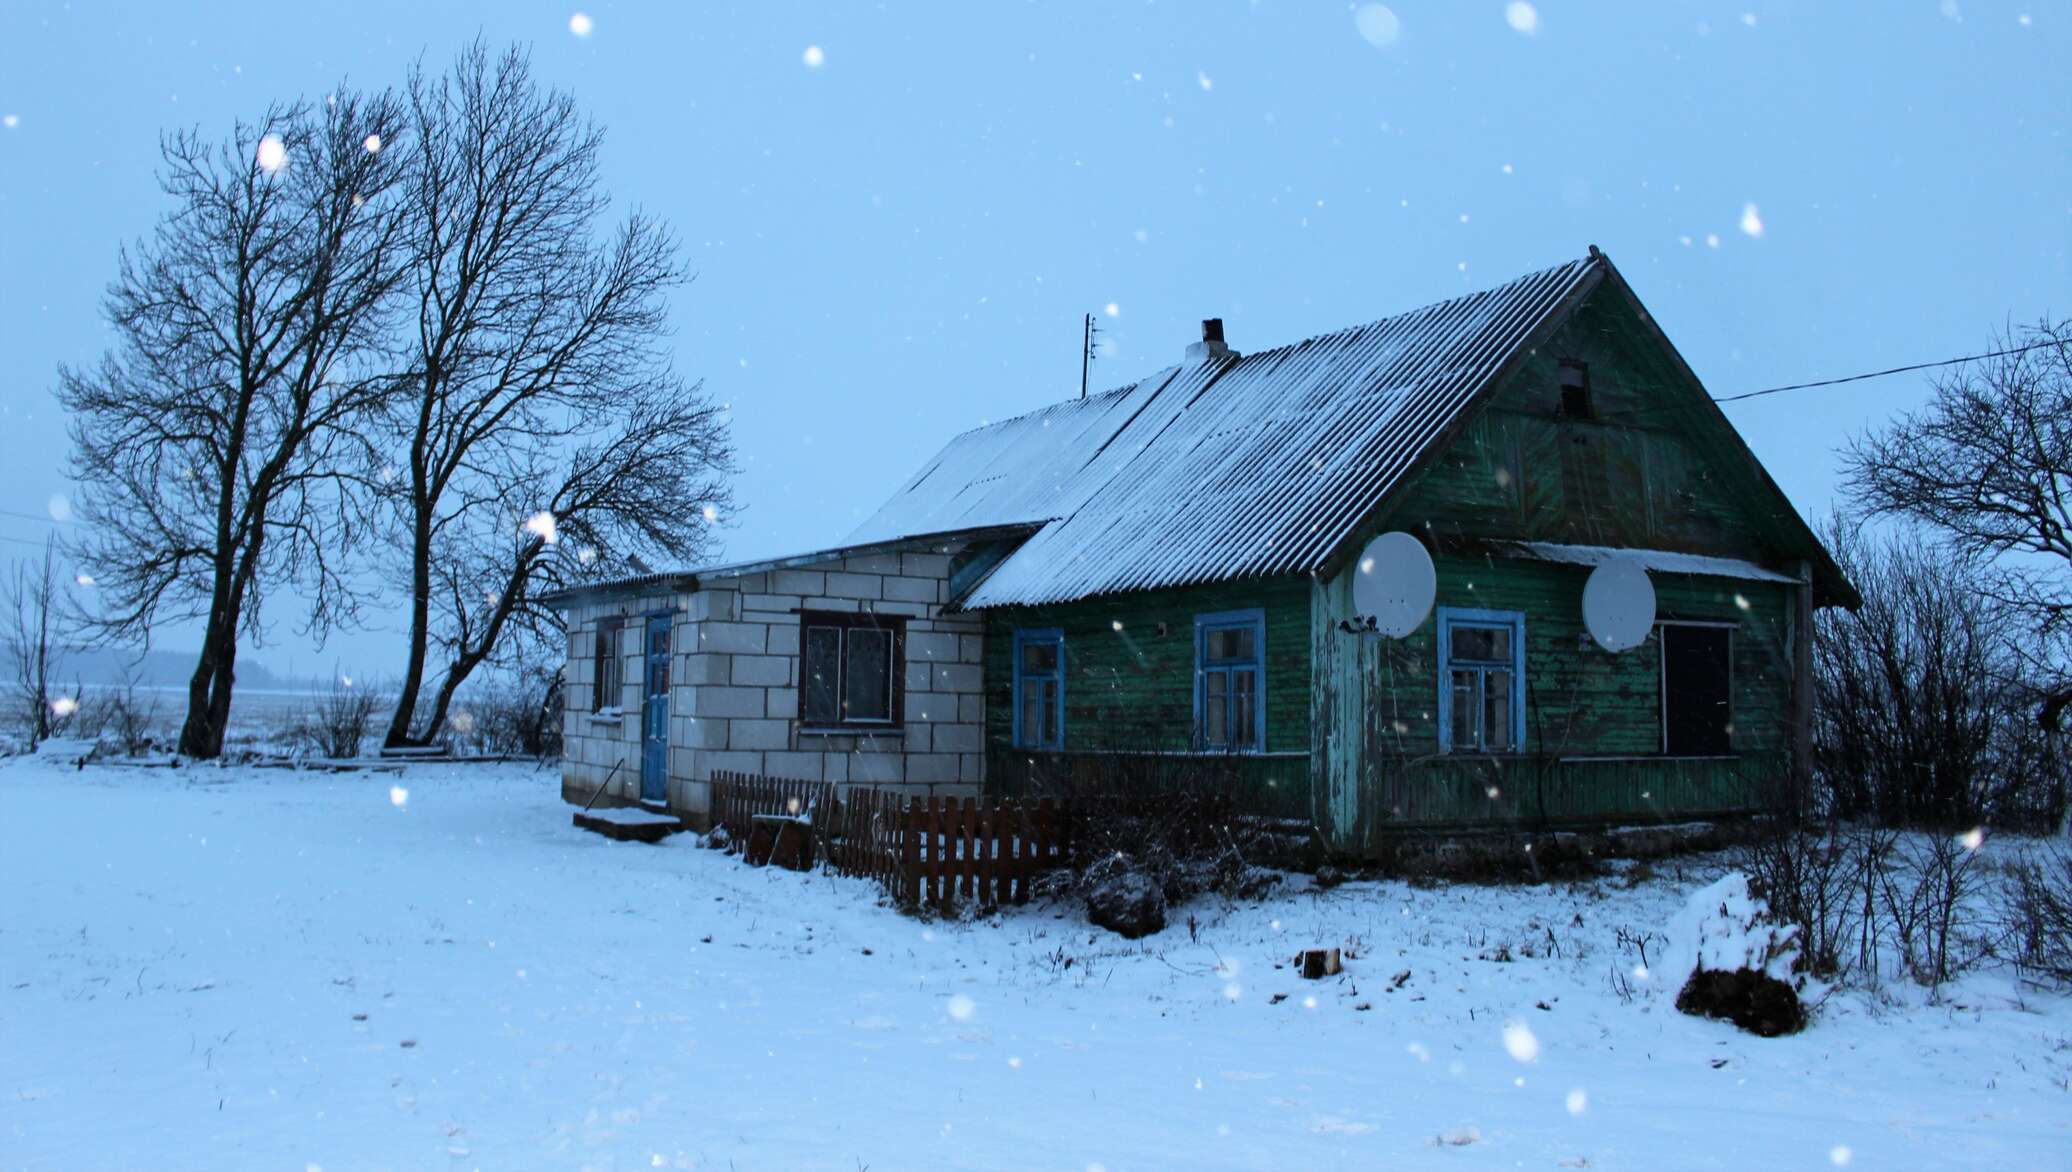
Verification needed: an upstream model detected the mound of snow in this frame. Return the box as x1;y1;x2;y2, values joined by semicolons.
1654;872;1798;992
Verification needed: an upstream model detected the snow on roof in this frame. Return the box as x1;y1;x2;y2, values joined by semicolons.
1498;541;1800;585
848;254;1604;608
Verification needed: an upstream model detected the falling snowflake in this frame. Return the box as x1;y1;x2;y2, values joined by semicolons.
2;114;18;130
1502;1020;1540;1063
568;12;594;37
701;504;720;523
1354;4;1401;47
256;133;288;173
803;44;826;69
1566;1088;1588;1115
1938;0;1961;21
946;994;976;1021
1739;202;1765;237
1958;827;1985;851
1104;301;1120;317
389;786;409;808
523;510;558;544
451;709;476;735
1829;1145;1853;1167
1197;71;1213;91
1506;3;1540;35
1705;233;1722;249
46;493;72;522
51;696;79;718
74;573;95;586
362;133;382;154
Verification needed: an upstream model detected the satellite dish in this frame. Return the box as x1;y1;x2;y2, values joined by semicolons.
1582;557;1656;652
1351;531;1436;638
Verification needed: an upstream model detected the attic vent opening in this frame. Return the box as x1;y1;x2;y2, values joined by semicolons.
1558;359;1593;419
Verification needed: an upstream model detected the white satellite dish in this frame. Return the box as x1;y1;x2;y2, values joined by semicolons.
1581;556;1656;652
1351;531;1436;638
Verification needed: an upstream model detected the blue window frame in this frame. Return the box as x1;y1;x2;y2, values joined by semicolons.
1194;609;1265;752
1437;607;1526;754
1012;628;1064;749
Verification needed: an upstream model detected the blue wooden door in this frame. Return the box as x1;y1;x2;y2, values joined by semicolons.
640;615;671;803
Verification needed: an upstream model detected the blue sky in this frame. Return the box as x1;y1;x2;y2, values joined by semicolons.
0;2;2065;678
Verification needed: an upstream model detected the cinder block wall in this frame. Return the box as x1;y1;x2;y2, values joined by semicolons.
560;546;986;824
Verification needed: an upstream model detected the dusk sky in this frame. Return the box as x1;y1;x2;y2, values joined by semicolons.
1;2;2065;678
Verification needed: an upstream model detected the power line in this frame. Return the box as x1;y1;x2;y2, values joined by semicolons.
1712;340;2057;405
0;507;72;525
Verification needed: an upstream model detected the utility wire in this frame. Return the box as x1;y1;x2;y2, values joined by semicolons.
1712;340;2057;405
0;507;72;525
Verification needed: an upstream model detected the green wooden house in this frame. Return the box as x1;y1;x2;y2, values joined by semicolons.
549;248;1852;855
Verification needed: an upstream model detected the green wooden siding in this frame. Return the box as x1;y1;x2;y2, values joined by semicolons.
1400;292;1794;561
1310;554;1795;846
1306;283;1809;848
981;575;1313;818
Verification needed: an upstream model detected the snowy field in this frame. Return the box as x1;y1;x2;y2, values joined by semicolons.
2;759;2066;1171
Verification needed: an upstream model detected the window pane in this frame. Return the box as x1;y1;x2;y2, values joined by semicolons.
1204;670;1229;746
1206;626;1256;663
1020;688;1041;747
1451;671;1479;749
1022;641;1058;674
803;626;841;723
1041;680;1058;746
844;628;892;720
1233;669;1257;748
1484;670;1512;752
1451;625;1507;663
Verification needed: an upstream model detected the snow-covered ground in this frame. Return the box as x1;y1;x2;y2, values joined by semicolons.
2;758;2066;1170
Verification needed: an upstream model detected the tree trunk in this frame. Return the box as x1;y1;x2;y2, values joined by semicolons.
382;504;435;748
177;619;239;758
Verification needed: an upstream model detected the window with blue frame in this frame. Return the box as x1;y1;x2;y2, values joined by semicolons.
1195;609;1265;751
1012;629;1064;749
1438;608;1525;754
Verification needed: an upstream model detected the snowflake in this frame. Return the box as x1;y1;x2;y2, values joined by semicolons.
1506;3;1540;36
256;133;287;173
1354;4;1401;47
803;44;825;69
1739;202;1765;238
568;12;594;38
362;133;382;154
946;994;976;1021
1502;1020;1540;1063
1566;1087;1588;1115
389;786;409;809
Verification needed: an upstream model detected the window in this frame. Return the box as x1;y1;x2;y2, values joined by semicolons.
1438;608;1524;753
1662;624;1733;756
1195;609;1265;752
1558;358;1593;419
592;618;624;712
800;610;905;729
1012;629;1065;749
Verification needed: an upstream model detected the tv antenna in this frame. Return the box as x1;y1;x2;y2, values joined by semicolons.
1080;312;1104;399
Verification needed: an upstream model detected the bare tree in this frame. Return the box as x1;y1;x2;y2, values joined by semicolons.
1845;322;2072;729
58;89;410;758
1811;517;2061;828
4;539;65;750
378;42;731;747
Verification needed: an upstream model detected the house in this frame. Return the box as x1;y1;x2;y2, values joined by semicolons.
543;247;1854;856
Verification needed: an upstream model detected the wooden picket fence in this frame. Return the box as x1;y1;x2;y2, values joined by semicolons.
709;771;1069;911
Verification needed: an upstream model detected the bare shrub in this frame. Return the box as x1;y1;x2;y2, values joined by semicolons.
302;680;379;759
95;674;162;756
1739;823;1863;979
448;668;562;757
1014;720;1282;904
2001;844;2072;984
1879;833;1992;988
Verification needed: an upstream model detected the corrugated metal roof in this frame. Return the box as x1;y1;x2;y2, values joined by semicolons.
846;253;1604;608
